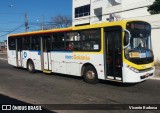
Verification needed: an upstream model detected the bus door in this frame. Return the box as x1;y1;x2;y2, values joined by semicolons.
104;26;122;81
16;38;23;67
42;36;52;71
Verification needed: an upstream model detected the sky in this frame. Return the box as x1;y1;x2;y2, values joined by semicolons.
0;0;72;41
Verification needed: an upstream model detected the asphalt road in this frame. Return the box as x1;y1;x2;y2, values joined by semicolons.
0;53;160;113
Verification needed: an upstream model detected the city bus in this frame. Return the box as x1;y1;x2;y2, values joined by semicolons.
7;20;155;84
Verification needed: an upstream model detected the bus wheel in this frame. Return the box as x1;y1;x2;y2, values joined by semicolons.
83;66;98;84
27;61;35;73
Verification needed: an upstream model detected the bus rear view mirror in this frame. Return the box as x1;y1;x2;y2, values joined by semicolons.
123;29;131;49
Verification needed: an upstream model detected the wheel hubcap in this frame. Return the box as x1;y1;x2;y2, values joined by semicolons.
28;63;33;71
86;71;95;80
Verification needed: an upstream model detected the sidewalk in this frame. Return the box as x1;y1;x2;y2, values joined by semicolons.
0;51;7;60
153;67;160;80
0;51;7;54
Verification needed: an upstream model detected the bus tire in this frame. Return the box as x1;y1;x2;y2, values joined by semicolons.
27;60;35;73
83;65;98;84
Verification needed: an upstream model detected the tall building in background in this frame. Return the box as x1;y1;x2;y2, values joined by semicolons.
72;0;160;61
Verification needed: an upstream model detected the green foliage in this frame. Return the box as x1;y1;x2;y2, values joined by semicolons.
148;0;160;14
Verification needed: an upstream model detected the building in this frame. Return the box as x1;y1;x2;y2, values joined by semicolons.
72;0;160;61
0;40;7;51
72;0;154;26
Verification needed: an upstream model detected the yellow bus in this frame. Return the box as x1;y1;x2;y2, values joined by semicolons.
7;20;155;84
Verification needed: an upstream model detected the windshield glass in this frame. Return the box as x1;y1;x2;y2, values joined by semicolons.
124;22;154;65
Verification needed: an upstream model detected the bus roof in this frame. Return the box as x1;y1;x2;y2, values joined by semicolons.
8;20;148;37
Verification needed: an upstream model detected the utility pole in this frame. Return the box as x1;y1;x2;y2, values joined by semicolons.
42;16;44;30
25;13;28;32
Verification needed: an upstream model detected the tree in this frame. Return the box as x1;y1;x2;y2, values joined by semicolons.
148;0;160;14
50;15;72;28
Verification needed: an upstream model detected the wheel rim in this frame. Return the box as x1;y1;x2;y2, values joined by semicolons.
28;63;33;71
86;70;95;80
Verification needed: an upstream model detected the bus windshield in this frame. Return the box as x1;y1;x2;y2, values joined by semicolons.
124;22;154;65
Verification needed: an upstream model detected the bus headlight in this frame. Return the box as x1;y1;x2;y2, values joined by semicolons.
127;65;139;73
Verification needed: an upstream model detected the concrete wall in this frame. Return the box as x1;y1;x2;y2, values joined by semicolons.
152;29;160;61
72;0;91;25
72;0;154;25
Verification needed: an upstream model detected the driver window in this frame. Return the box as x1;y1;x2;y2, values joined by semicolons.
133;38;143;48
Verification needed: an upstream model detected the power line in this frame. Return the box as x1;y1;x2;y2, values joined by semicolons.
0;12;24;15
0;24;24;38
0;21;24;24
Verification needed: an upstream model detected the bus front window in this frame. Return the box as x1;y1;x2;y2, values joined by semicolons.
124;22;154;65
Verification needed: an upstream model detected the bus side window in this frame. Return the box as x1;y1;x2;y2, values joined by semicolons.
42;35;52;52
83;42;91;50
81;29;101;51
66;32;81;51
23;36;31;50
8;38;16;50
52;33;65;51
31;36;40;51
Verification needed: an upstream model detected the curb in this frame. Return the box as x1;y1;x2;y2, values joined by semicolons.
150;77;160;80
0;58;7;61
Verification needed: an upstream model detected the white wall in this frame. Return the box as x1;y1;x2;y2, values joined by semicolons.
91;0;107;23
152;29;160;61
121;7;150;19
